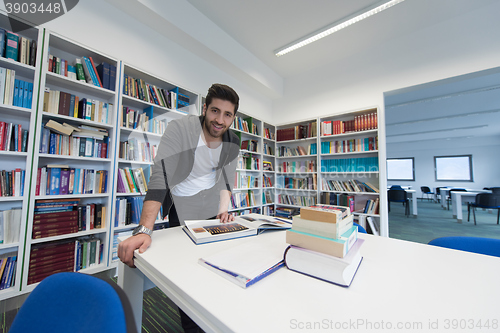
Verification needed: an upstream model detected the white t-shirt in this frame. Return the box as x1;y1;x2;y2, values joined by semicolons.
171;134;222;197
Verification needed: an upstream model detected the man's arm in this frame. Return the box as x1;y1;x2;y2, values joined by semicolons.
217;190;234;223
117;200;162;267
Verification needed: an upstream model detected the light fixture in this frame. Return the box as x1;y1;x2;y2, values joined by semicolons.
274;0;406;57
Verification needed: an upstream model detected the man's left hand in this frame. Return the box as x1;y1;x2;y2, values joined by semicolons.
217;211;234;223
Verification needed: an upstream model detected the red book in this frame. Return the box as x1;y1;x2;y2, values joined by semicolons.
34;210;78;220
90;204;95;229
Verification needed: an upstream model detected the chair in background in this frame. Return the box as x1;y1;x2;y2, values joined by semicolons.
435;187;445;203
388;189;410;217
467;193;500;225
9;272;137;333
390;185;403;190
490;187;500;194
420;186;434;202
446;188;467;210
428;236;500;257
354;222;367;234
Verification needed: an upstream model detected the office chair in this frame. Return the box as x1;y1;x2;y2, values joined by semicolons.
489;187;500;194
420;186;434;202
9;272;137;333
467;193;500;225
387;189;410;217
446;188;467;210
389;185;403;190
353;222;367;234
428;236;500;257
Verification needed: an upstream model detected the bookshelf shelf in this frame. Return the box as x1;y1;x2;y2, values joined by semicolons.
35;193;111;200
0;151;28;157
276;188;317;192
30;228;107;244
0;197;24;202
122;94;188;117
41;112;115;129
0;56;36;77
0;104;32;116
277;137;317;144
38;154;113;162
45;71;115;100
320;128;378;139
233;187;260;191
116;192;145;197
321;150;378;156
118;159;154;165
320;190;379;196
119;127;163;139
0;242;20;250
236;168;260;172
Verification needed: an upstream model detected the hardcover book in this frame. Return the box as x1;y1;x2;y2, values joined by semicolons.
183;213;291;245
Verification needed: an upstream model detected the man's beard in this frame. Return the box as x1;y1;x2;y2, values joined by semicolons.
204;118;226;138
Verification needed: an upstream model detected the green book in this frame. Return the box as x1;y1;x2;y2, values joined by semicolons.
74;58;86;81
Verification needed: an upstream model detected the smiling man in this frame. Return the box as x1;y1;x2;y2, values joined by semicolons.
118;83;240;332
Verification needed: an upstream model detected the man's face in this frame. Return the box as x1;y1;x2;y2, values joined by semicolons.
203;98;236;139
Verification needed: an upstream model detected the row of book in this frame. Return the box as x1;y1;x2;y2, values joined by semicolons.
118;139;157;163
0;121;29;152
0;254;17;290
277;175;317;191
263;191;273;204
43;88;112;124
277;194;317;207
277;144;317;157
0;67;33;108
276;121;317;142
231;116;258;135
0;169;25;197
115;196;145;227
362;198;379;215
321;137;378;154
40;126;109;159
230;191;257;210
120;106;169;135
35;166;108;196
48;54;116;91
241;139;258;152
262;205;274;216
277;160;317;173
234;172;259;189
321;157;379;173
116;167;149;194
0;28;37;66
238;153;260;171
263;142;273;156
33;199;105;239
321;192;355;214
284;205;362;287
0;208;21;244
28;238;103;285
264;127;275;140
275;206;298;219
321;112;377;136
123;75;188;110
263;174;273;187
321;179;379;193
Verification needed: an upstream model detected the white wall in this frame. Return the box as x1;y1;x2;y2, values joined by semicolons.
387;137;500;195
37;0;274;122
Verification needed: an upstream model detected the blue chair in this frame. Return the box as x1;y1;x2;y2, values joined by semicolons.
390;185;403;190
9;272;137;333
420;186;434;202
428;236;500;257
388;189;410;217
353;222;367;234
467;193;500;225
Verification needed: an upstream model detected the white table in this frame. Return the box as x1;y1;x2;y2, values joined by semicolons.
118;228;500;333
439;188;487;210
405;189;418;216
451;191;491;222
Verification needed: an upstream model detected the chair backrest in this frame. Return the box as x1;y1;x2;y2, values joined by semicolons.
390;185;403;190
421;186;431;193
9;272;137;333
388;189;407;202
428;236;500;257
490;187;500;194
475;193;500;207
447;188;466;198
353;222;367;234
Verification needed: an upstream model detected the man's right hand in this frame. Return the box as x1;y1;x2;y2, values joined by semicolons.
118;234;152;268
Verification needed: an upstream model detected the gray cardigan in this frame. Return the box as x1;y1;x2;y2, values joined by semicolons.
144;115;240;218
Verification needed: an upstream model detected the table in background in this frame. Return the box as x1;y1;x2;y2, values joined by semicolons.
405;189;418;216
452;191;491;222
118;228;499;333
439;188;488;210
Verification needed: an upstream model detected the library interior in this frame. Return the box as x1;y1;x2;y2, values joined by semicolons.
0;1;499;332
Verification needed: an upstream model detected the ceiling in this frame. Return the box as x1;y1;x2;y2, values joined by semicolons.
183;0;496;78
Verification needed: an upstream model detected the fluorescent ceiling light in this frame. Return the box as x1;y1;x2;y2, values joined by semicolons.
274;0;406;57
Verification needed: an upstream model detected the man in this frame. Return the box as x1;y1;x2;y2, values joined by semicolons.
118;83;240;332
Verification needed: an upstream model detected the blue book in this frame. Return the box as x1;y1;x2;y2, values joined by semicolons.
48;133;57;154
20;170;25;196
13;79;19;107
6;257;16;289
96;62;110;90
73;168;80;194
82;57;100;87
109;63;116;92
27;82;33;109
143;106;154;132
0;28;5;57
18;80;25;107
49;168;61;195
68;94;75;116
0;257;12;290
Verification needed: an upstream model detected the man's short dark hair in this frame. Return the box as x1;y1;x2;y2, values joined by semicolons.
205;83;239;116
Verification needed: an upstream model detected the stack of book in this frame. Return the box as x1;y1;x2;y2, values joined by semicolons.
284;205;363;287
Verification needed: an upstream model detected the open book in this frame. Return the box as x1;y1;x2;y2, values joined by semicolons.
199;237;288;288
183;213;292;245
